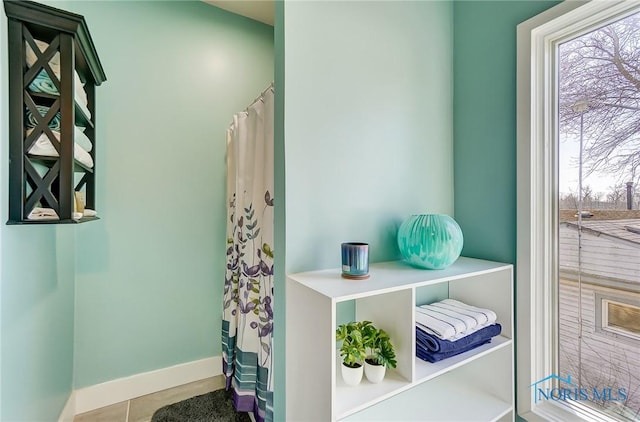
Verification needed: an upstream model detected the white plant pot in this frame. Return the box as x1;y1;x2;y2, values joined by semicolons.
364;360;386;384
341;363;364;386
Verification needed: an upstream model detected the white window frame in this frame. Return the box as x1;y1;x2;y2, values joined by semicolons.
516;1;640;421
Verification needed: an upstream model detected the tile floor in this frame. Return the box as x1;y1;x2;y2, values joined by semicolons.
73;375;226;422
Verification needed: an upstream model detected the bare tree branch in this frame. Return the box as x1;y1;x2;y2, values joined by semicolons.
559;12;640;186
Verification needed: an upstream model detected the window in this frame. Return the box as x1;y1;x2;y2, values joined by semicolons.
601;297;640;339
517;1;640;421
556;9;640;419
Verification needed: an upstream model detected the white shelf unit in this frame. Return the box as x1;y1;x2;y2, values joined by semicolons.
286;257;514;421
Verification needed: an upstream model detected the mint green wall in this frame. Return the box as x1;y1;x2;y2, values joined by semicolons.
284;0;454;272
452;3;559;419
0;229;75;421
453;0;559;264
61;1;274;388
279;1;453;419
0;3;76;420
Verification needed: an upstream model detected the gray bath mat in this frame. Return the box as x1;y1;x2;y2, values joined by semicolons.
151;388;251;422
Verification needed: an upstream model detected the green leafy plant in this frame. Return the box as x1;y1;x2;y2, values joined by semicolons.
336;321;367;368
360;321;397;369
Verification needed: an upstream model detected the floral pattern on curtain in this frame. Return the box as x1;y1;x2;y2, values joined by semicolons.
222;85;274;422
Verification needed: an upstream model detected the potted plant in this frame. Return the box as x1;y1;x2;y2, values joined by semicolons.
336;321;367;386
360;321;397;383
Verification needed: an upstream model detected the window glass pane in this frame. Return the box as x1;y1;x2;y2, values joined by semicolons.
608;301;640;335
558;10;640;421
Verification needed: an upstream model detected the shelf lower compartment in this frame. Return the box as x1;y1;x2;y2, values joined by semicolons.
334;336;513;420
341;371;513;421
335;362;412;420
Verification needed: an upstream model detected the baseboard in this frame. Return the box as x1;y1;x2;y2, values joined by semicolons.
58;391;76;422
73;356;222;415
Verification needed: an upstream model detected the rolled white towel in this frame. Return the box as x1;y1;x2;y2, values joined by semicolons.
26;40;60;73
73;71;88;107
76;98;92;120
83;209;97;218
26;128;94;169
74;126;92;152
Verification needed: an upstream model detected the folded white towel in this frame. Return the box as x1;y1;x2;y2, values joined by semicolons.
415;315;456;340
440;299;497;325
27;207;59;220
26;128;94;169
416;299;499;341
26;39;91;118
430;302;486;326
415;321;453;339
415;306;464;340
421;303;478;333
83;209;97;218
416;320;486;342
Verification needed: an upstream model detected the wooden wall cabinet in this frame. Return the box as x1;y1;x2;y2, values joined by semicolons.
286;257;514;421
4;0;106;224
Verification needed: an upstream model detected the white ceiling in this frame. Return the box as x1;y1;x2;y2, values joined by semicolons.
203;0;274;26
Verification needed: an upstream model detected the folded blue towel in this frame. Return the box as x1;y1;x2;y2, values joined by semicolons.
416;338;492;363
416;323;502;354
416;323;502;363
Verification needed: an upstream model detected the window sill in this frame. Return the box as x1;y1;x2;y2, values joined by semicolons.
521;401;623;422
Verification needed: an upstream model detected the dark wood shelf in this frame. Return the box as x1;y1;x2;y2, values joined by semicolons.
26;153;94;173
7;216;100;225
28;90;57;101
5;0;105;224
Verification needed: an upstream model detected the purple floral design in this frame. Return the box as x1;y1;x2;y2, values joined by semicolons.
224;189;274;366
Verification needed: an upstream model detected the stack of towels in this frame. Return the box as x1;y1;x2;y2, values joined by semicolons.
24;105;94;169
25;39;92;119
415;299;502;363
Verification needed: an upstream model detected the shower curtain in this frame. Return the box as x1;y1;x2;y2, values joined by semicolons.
222;84;274;422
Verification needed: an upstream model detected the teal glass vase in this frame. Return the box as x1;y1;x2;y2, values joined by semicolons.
397;214;463;270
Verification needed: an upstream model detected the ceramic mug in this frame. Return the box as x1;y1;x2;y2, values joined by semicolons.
341;242;369;279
